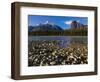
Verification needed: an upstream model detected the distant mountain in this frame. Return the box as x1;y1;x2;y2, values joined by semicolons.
28;26;34;32
71;21;87;29
28;21;87;33
28;23;63;32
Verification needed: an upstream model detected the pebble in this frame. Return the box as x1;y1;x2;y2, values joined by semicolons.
28;40;88;66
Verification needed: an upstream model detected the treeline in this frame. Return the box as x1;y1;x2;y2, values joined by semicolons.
28;29;87;36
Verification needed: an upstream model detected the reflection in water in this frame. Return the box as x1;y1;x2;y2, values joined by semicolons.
28;36;87;48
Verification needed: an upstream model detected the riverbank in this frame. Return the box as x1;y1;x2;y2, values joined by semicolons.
28;40;88;66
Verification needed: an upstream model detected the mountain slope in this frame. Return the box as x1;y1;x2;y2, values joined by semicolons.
28;23;63;32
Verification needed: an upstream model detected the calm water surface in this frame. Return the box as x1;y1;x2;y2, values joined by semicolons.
28;36;87;48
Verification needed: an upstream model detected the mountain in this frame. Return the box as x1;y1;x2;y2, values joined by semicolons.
28;23;63;32
71;21;87;29
28;26;34;32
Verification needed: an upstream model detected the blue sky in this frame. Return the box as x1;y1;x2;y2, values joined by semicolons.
28;15;88;29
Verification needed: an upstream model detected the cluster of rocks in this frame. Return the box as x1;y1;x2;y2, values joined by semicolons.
28;40;88;66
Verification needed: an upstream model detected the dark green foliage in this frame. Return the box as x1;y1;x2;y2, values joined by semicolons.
28;28;87;36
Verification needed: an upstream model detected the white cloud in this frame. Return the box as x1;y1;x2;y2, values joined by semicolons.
65;20;80;25
36;24;39;26
77;20;80;23
64;20;72;25
44;20;49;24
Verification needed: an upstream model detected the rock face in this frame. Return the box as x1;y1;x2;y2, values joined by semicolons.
29;23;63;32
71;21;87;29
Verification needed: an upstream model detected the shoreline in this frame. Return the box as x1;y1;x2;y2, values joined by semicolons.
28;40;88;66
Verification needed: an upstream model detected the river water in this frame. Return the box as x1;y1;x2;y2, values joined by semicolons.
28;36;87;48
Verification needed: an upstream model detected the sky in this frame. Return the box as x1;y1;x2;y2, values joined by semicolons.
28;15;88;29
